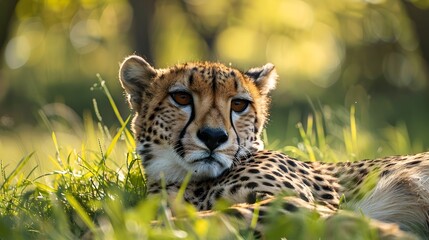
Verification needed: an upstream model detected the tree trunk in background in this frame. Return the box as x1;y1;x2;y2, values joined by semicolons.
0;0;427;75
403;2;429;76
0;0;18;64
128;0;155;63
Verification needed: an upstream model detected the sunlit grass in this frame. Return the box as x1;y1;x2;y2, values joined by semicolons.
272;101;424;164
0;78;424;239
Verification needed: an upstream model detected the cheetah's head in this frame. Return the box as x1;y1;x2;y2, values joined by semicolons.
119;55;277;183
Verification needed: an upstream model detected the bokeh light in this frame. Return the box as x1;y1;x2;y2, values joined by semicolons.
0;0;428;150
5;36;30;69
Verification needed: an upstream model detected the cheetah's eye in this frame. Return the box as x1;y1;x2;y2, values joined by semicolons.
231;99;250;113
170;91;193;106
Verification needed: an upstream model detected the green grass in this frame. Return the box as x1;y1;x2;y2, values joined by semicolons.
0;77;423;239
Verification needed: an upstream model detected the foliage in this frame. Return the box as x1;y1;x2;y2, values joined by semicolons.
1;0;429;148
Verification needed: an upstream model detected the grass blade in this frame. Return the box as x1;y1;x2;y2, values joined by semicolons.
65;193;97;232
104;115;131;159
96;74;135;149
350;104;358;158
0;153;34;190
297;122;316;161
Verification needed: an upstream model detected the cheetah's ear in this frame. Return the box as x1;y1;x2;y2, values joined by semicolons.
245;63;278;95
119;55;157;110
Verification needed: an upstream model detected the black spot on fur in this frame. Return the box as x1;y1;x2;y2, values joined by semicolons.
321;193;334;200
299;163;309;169
246;192;257;204
248;169;260;174
279;164;288;173
302;179;311;186
314;175;324;182
386;163;395;168
321;185;333;191
299;193;309;202
282;181;294;189
262;182;274;187
283;202;298;212
313;183;321;191
264;174;276;181
194;187;204;196
381;170;391;177
287;159;297;167
231;174;240;180
188;73;194;86
356;162;365;168
359;168;368;176
240;176;250;181
230;184;242;194
406;160;421;167
246;182;258;189
253;126;259;134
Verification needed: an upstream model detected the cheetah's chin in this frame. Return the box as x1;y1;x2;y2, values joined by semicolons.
185;154;233;180
190;156;224;167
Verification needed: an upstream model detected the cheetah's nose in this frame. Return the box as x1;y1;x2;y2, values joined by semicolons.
197;127;228;151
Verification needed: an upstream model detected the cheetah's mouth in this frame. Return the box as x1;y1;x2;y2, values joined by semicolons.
190;156;225;168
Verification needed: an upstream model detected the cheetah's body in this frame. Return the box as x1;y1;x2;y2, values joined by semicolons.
119;55;429;238
148;150;429;235
148;150;341;211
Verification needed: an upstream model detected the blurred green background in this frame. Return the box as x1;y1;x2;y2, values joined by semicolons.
1;0;429;165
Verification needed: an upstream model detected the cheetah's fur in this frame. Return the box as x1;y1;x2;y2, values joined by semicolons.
119;55;429;239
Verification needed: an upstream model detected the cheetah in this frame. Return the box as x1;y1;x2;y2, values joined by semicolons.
119;55;429;239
